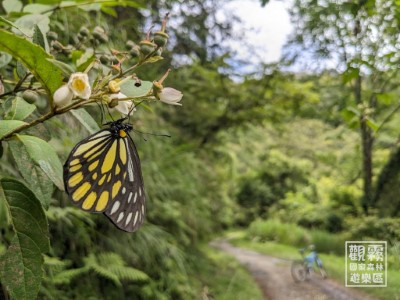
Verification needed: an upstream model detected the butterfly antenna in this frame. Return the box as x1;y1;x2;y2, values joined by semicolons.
105;104;115;123
95;101;106;125
131;128;171;138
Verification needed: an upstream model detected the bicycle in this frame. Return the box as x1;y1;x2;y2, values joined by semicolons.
291;247;327;282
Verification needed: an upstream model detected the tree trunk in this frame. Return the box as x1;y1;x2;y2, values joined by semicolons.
355;75;373;214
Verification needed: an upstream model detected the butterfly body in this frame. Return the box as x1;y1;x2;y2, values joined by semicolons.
63;118;146;232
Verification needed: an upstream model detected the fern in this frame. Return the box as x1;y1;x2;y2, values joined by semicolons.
108;265;148;282
85;253;149;286
52;267;89;285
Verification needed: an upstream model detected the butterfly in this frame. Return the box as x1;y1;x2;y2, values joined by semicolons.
63;118;146;232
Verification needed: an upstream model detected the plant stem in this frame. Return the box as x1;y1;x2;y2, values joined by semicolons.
0;95;154;141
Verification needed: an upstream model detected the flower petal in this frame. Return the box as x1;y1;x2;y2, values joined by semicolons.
158;87;183;105
110;93;135;116
114;101;131;115
53;85;73;107
68;72;91;99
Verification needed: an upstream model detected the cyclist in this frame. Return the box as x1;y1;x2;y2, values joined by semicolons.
304;245;325;277
291;244;327;282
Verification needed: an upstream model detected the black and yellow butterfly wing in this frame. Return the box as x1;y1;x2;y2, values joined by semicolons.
63;120;146;232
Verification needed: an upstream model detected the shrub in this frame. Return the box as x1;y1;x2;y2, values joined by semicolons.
347;216;400;244
247;219;311;247
310;229;346;255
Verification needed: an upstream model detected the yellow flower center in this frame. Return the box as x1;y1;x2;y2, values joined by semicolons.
72;78;86;92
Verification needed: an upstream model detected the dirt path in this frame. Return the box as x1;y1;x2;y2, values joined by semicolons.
211;240;379;300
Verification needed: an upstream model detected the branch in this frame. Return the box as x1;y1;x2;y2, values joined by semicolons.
0;94;153;141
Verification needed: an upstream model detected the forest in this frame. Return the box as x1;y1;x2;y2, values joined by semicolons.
0;0;399;299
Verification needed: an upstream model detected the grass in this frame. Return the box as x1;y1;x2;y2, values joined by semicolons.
246;219;346;255
194;243;264;300
228;230;400;300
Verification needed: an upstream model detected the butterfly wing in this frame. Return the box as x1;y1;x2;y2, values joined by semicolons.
104;134;146;232
63;127;146;232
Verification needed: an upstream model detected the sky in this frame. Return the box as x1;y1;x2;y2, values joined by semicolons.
220;0;293;72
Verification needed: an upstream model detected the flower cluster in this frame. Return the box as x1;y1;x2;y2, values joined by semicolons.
53;13;182;116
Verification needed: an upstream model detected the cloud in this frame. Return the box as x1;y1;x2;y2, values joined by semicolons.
219;0;293;72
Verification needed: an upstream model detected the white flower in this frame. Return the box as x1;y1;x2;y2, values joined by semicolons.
68;72;91;99
53;85;73;107
110;92;136;116
158;87;183;106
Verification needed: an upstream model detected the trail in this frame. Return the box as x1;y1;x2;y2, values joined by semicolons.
211;240;379;300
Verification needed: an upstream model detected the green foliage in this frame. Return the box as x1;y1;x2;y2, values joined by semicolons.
50;253;148;287
15;134;64;191
247;219;311;247
246;219;346;256
347;216;400;244
0;178;49;300
0;29;63;97
309;230;346;255
0;120;27;139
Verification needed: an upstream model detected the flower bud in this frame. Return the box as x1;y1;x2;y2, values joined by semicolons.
100;55;110;64
152;81;163;95
22;90;40;104
62;45;73;55
111;56;119;65
77;33;86;42
125;40;136;50
53;85;73;108
153;31;169;47
108;98;119;108
109;92;135;116
139;40;156;55
93;26;108;43
130;45;140;58
108;80;121;93
153;48;163;57
52;41;63;51
47;31;58;41
79;26;90;37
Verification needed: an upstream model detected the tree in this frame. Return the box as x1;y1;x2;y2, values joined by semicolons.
286;0;400;213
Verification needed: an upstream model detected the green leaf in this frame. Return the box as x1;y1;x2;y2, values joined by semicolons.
17;135;64;191
342;67;359;84
77;54;96;73
13;14;50;37
120;80;153;98
0;120;27;140
0;29;63;97
6;97;36;121
0;51;12;68
143;56;163;64
33;24;46;49
23;4;55;14
0;178;49;300
101;1;146;9
101;6;117;17
0;178;9;228
9;139;54;209
2;0;23;14
0;17;22;33
366;118;379;132
16;61;27;79
70;108;100;134
47;58;75;77
376;93;393;105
